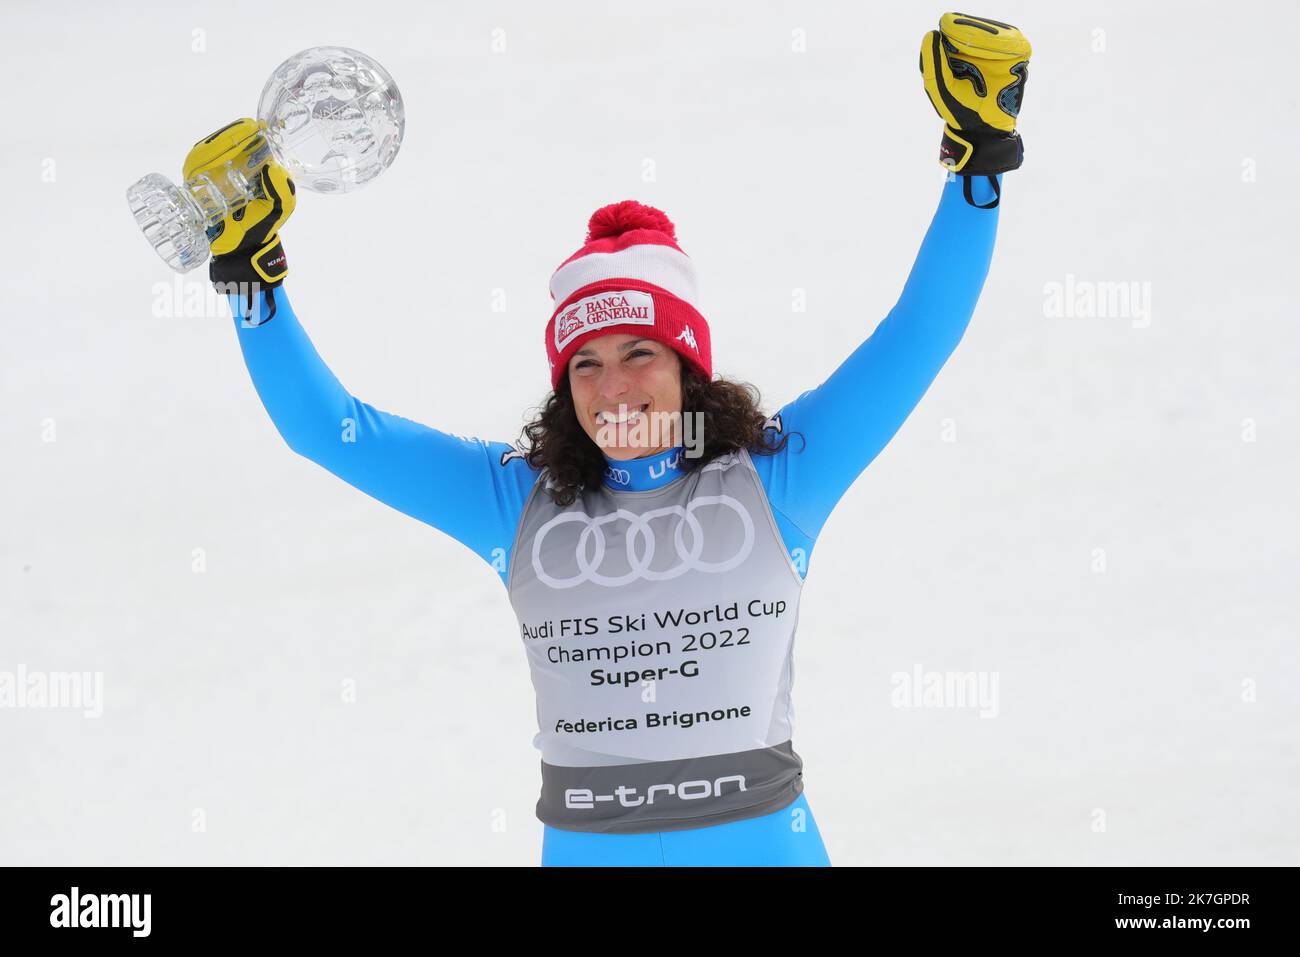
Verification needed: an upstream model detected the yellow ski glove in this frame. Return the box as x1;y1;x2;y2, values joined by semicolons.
920;13;1031;175
183;118;296;289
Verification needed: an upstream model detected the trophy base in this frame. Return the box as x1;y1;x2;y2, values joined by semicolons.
126;173;210;274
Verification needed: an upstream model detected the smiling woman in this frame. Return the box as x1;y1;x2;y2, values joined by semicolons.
218;167;1006;865
220;164;1003;863
522;327;795;507
208;12;1029;867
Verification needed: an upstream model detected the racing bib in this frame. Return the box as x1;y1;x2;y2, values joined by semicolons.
507;447;806;833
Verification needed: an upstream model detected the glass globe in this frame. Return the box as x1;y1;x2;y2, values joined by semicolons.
258;46;405;194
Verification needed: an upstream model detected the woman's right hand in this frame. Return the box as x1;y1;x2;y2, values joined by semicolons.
184;118;297;289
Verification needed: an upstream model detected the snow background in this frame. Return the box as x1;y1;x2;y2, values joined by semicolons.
1;0;1295;866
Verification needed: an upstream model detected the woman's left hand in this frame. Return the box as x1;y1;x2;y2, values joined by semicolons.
919;12;1032;175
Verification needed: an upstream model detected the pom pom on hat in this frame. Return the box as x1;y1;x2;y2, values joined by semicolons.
585;200;677;243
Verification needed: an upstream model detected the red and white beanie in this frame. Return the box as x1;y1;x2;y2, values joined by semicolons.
545;200;712;391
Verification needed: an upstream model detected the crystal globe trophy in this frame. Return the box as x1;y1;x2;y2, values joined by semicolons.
127;46;404;273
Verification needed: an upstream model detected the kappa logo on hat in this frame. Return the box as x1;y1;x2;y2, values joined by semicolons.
675;325;698;352
555;290;656;352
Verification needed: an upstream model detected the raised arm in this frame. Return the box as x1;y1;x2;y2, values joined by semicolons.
754;172;1000;544
227;284;539;582
183;119;538;583
752;13;1031;552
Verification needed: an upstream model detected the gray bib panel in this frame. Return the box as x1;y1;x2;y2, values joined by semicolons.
507;447;806;834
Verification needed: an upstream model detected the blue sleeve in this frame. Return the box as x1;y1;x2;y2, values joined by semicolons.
227;285;540;586
751;173;1002;570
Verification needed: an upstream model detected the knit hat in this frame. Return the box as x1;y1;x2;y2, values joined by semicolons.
545;200;712;390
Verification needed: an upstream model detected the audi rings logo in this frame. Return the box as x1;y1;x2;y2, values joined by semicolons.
531;496;755;589
604;466;631;486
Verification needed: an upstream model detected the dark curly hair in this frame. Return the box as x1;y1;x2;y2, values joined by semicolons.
518;355;803;506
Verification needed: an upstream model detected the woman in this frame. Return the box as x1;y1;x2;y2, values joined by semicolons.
191;13;1031;866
